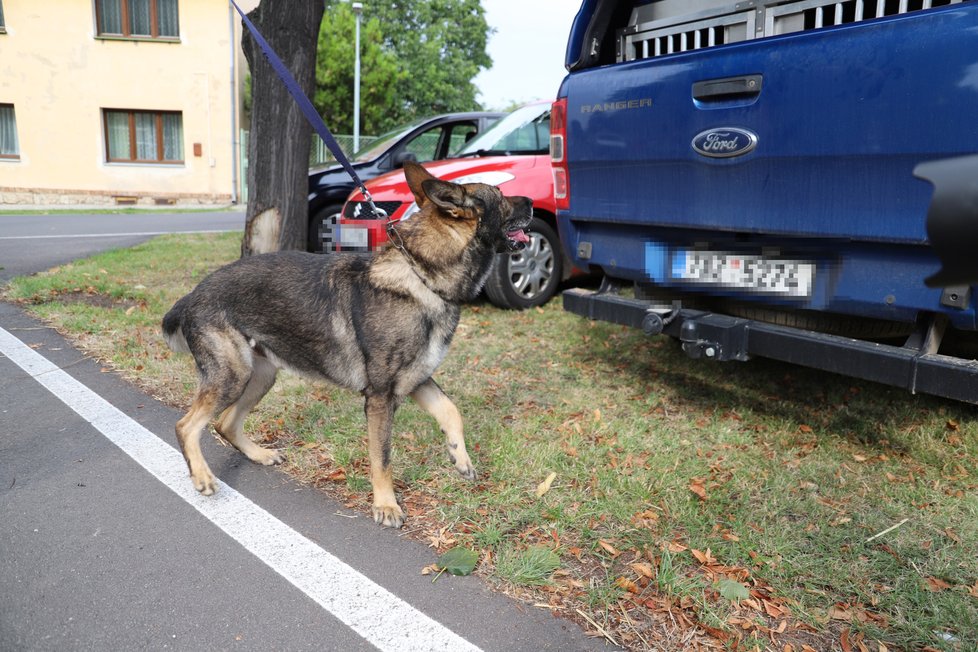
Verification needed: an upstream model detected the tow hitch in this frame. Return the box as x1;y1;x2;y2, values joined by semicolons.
563;287;978;404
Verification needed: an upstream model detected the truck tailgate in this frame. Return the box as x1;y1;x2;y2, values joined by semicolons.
564;4;978;244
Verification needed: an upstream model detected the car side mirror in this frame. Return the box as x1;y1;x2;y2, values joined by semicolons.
393;151;418;168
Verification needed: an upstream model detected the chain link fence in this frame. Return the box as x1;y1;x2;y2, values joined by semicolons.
310;134;379;166
238;130;380;203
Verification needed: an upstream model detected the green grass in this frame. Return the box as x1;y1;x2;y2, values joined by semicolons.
6;232;978;651
495;544;562;586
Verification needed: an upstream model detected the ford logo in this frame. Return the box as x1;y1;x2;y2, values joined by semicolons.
691;127;758;158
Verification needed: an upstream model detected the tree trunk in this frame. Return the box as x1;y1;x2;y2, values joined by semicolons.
241;0;324;256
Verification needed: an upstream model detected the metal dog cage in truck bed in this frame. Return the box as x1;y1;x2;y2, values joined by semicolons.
553;0;978;404
616;0;971;62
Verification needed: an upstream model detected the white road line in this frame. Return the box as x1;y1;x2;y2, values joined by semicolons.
0;230;237;240
0;326;483;652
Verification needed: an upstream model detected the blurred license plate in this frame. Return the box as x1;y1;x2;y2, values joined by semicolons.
337;225;368;250
672;249;815;297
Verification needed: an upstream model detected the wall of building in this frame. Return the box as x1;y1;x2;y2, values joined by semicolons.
0;0;258;206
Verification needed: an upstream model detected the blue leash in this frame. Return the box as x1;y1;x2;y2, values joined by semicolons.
230;0;386;221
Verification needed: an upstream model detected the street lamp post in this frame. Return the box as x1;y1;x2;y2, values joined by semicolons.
352;2;363;153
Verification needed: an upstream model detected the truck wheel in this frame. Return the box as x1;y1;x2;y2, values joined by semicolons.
308;203;343;253
484;217;563;309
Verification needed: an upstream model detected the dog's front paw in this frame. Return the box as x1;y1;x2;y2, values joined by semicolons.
372;503;405;529
251;447;284;466
191;471;218;496
455;460;477;481
448;449;477;481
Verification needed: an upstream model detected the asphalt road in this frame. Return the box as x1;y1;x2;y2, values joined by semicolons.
0;212;603;651
0;211;246;282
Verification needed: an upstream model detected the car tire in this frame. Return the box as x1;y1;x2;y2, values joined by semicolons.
484;217;563;309
308;203;344;253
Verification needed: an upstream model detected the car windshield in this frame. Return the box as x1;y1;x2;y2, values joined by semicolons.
350;118;429;163
457;103;550;157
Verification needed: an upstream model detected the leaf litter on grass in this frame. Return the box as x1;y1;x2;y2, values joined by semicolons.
8;232;978;651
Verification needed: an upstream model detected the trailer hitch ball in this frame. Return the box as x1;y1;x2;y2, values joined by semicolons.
641;311;664;336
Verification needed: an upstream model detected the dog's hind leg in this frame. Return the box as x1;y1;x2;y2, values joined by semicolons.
176;329;252;495
364;393;404;528
215;356;283;466
176;387;226;496
411;379;476;481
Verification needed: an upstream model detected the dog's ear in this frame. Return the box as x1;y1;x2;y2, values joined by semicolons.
404;161;436;207
421;179;476;220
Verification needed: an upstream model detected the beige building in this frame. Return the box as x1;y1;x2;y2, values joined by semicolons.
0;0;259;207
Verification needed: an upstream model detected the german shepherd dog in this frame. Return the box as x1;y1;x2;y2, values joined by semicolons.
162;162;532;527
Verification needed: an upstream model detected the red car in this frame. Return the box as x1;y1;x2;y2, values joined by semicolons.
335;101;568;309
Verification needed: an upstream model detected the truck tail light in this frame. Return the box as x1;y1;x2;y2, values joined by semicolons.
550;98;569;210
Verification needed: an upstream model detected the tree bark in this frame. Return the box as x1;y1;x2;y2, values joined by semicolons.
241;0;324;256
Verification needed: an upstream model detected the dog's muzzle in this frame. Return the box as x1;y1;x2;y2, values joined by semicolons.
501;196;533;252
505;228;530;251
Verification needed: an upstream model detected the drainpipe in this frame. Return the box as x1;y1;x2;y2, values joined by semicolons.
228;4;239;204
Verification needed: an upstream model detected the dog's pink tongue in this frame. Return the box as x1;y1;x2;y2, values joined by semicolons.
507;229;530;243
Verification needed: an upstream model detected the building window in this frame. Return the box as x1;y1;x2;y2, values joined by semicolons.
96;0;179;39
0;0;6;33
0;104;19;159
104;109;184;164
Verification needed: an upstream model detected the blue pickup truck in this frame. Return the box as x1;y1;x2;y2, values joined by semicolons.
553;0;978;403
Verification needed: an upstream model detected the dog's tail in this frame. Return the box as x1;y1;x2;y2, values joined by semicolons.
161;295;191;354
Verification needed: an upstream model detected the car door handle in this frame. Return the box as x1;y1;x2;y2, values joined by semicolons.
693;75;763;102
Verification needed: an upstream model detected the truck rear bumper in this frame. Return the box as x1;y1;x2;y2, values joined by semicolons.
563;287;978;404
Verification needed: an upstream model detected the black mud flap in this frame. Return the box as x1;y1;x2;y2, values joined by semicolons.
914;154;978;287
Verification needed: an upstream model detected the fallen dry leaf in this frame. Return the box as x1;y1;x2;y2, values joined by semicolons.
427;527;457;550
631;509;659;528
840;628;853;652
689;478;708;501
924;576;952;592
326;468;347;482
615;576;640;593
666;541;688;553
763;599;787;618
828;605;852;621
535;472;557;497
629;562;655;579
598;540;620;557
